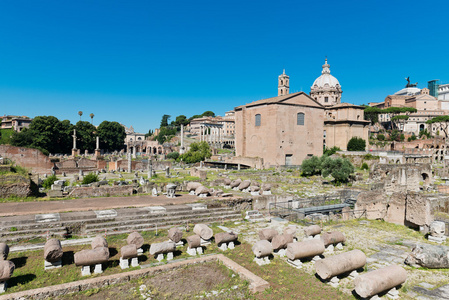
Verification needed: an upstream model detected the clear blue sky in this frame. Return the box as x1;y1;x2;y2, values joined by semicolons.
1;0;448;133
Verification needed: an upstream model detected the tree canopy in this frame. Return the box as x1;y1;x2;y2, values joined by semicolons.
426;115;449;137
178;141;211;163
347;137;366;151
97;121;126;152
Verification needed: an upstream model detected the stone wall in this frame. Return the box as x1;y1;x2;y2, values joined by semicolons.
68;185;133;198
0;145;53;174
0;174;32;197
225;156;264;169
190;167;207;180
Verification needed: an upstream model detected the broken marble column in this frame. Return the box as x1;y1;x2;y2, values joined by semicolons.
304;225;322;238
354;265;407;299
165;166;170;178
230;179;242;189
258;228;278;242
405;243;449;268
286;239;325;265
120;244;138;269
428;221;446;243
74;247;109;276
149;241;176;261
320;231;345;247
315;249;366;281
0;260;15;293
215;232;238;251
44;239;63;269
271;233;294;255
166;183;177;198
91;236;108;249
193;224;213;243
252;240;273;265
187;182;202;194
168;227;183;245
0;243;9;260
186;235;202;255
127;231;144;255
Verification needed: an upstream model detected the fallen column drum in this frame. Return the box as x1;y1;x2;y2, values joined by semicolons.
286;239;325;261
252;240;273;258
315;249;366;280
354;265;407;298
74;247;110;266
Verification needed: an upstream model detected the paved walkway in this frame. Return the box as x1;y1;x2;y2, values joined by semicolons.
0;194;203;217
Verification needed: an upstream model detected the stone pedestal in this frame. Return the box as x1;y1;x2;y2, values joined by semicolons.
44;259;62;270
94;263;103;274
335;243;344;250
72;149;80;157
0;282;7;293
287;259;303;269
196;247;203;255
253;256;270;266
312;255;322;263
167;252;173;261
325;244;334;253
94;149;101;158
200;238;211;246
137;248;143;256
81;265;91;276
187;247;197;256
119;257;129;269
274;248;286;257
218;243;228;251
329;276;339;288
428;235;446;243
156;254;164;261
228;242;235;249
387;287;399;299
349;270;359;279
131;257;139;267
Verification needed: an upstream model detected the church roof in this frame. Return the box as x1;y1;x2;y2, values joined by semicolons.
235;92;324;110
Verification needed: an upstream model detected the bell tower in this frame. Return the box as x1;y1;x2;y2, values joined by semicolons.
278;69;289;96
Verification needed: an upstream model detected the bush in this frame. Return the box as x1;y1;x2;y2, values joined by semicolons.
321;157;355;183
323;146;341;156
178;142;211;163
377;134;385;141
301;156;322;176
166;151;179;160
82;173;99;185
361;162;369;170
347;137;366;151
42;174;58;189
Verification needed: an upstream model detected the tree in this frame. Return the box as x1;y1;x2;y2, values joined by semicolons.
156;126;176;144
201;111;215;117
178;141;211;163
26;116;73;154
173;115;190;127
97;121;126;152
90;113;95;125
75;121;96;152
189;114;202;121
347;137;366;151
391;115;409;131
301;156;322;176
426;115;449;138
323;146;341;156
321;157;355;183
78;111;83;121
160;115;171;128
363;106;382;124
145;129;154;138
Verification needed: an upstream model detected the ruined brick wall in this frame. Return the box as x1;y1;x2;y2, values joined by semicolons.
0;145;53;174
68;185;133;198
0;174;32;197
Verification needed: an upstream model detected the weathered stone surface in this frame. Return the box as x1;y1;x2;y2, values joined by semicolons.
223;178;231;185
91;236;108;249
0;243;9;260
252;240;273;258
0;260;15;281
320;231;345;246
168;227;183;243
74;247;109;266
304;225;321;237
195;185;209;196
258;228;278;242
250;186;260;192
354;265;407;298
271;233;294;250
121;244;137;259
193;224;213;240
251;181;260;187
187;182;202;192
354;191;387;220
44;239;63;262
127;231;144;249
261;183;272;191
215;232;238;245
230;179;242;188
186;235;201;248
385;192;406;225
149;241;176;255
315;249;366;280
286;239;325;260
405;244;449;268
238;180;251;191
430;221;446;238
406;192;432;227
283;226;296;236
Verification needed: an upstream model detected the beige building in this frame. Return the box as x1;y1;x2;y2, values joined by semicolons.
235;92;324;167
1;115;32;132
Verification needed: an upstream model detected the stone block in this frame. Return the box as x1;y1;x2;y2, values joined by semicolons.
44;259;62;270
81;265;91;276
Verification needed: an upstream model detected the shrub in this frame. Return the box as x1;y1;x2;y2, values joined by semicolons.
166;151;179;160
347;137;366;151
321;157;355;183
361;162;369;170
82;173;99;185
323;146;341;156
42;174;58;189
178;142;211;163
377;134;385;141
301;156;322;176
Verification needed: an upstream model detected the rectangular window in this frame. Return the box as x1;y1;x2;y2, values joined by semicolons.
255;114;261;126
297;113;305;125
325;97;328;102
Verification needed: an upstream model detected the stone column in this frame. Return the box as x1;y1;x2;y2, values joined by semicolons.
148;160;153;178
128;151;132;173
132;144;137;159
180;125;185;154
94;136;101;158
72;129;79;157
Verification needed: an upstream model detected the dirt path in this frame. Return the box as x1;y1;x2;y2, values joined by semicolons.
0;194;203;217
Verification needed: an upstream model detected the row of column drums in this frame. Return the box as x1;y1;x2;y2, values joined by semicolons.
252;225;407;299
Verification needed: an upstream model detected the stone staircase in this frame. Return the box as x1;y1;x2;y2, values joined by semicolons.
0;205;242;243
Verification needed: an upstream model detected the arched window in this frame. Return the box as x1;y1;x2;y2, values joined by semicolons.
255;114;261;126
297;113;305;125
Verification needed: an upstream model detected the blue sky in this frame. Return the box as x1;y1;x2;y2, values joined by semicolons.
1;0;448;133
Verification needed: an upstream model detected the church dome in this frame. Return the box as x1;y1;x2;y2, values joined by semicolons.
312;59;341;89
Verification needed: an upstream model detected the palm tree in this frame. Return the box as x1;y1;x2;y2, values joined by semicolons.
90;113;94;125
78;111;83;121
